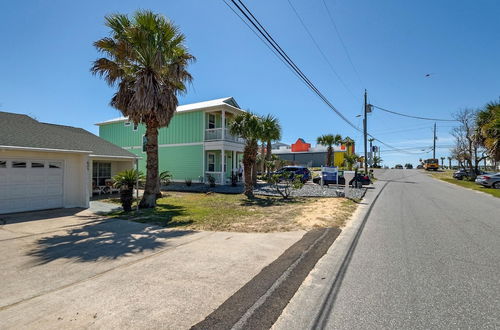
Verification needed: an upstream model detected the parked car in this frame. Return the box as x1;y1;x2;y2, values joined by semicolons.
475;173;500;189
273;166;311;183
313;171;371;186
453;169;489;180
416;164;424;169
395;164;403;169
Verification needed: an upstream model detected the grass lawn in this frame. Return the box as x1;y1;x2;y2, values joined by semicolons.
427;170;500;198
103;192;358;232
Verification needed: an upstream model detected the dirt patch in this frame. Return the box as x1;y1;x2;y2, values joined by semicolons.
296;198;357;229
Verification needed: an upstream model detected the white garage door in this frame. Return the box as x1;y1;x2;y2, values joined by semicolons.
0;159;64;214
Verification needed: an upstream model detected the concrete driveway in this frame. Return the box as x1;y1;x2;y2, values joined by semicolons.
0;207;303;329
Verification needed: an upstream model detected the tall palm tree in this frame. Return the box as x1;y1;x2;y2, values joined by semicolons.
440;157;445;168
342;136;355;155
447;156;452;169
476;100;500;162
229;112;262;197
317;134;342;166
91;11;195;208
260;114;281;174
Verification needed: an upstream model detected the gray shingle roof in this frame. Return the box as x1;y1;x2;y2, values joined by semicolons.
0;111;135;158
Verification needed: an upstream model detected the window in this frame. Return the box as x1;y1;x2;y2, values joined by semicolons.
208;114;216;129
31;162;45;168
12;161;26;168
49;162;62;169
208;153;215;172
142;135;147;152
93;162;111;186
133;123;138;131
0;161;6;168
124;121;131;126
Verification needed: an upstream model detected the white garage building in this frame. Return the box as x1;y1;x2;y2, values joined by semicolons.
0;111;137;214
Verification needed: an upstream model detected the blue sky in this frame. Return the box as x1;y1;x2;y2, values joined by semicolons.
1;0;499;166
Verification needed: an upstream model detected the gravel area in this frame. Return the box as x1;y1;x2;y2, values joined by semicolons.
254;182;367;199
162;182;367;200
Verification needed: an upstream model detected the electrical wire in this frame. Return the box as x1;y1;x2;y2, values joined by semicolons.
321;0;364;88
372;105;458;122
224;0;421;155
286;0;357;99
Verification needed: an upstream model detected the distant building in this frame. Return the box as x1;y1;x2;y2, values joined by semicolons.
272;138;355;167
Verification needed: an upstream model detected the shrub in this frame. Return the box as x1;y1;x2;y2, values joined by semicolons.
159;171;172;186
207;174;216;187
185;178;192;186
266;174;304;199
113;169;143;212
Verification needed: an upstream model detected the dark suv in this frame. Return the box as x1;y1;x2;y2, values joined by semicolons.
274;166;311;183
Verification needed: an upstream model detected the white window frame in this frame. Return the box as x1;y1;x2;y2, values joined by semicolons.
207;152;216;172
208;114;216;129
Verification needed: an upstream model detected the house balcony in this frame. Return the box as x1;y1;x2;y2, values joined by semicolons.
204;128;245;143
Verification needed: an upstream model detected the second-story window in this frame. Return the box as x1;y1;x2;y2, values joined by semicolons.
133;123;138;131
208;114;216;129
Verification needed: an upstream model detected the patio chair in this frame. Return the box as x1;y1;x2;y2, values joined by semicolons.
105;179;120;194
92;180;101;195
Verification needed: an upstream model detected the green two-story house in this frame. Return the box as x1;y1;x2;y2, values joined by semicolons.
97;97;245;185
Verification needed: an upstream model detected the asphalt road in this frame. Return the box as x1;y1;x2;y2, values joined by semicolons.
276;169;500;329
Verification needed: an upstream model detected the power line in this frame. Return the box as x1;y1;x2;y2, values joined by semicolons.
286;0;357;99
372;105;458;122
321;0;364;88
224;0;419;155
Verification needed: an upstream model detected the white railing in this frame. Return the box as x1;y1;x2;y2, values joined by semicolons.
205;171;224;185
204;128;244;143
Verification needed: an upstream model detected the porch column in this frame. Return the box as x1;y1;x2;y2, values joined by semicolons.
221;110;225;140
221;148;225;184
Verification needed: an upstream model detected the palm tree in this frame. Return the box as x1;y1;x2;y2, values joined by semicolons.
447;156;452;169
260;114;281;175
342;136;355;155
440;157;445;168
229;112;263;197
91;11;195;208
373;155;382;168
343;153;358;171
317;134;342;166
476;100;500;162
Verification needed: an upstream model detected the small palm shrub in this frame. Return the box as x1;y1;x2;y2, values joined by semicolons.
207;174;216;187
185;178;192;186
113;170;143;212
159;171;172;186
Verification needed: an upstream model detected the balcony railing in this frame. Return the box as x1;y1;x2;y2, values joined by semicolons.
205;128;245;143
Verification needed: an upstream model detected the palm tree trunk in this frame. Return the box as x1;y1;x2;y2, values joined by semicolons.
243;142;257;197
266;140;272;175
261;143;266;174
139;124;159;208
327;146;333;166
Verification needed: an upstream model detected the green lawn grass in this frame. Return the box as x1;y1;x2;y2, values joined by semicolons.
103;192;357;232
427;170;500;198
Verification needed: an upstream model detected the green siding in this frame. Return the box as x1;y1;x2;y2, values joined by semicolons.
99;111;204;147
129;145;203;181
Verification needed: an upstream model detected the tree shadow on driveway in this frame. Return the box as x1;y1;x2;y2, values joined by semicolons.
26;219;194;265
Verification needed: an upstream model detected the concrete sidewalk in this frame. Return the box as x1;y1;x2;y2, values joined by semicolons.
0;209;303;329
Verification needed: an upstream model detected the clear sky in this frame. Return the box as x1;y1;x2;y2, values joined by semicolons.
1;0;499;166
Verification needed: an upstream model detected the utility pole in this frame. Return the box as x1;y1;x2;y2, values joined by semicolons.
433;122;436;159
363;90;368;173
